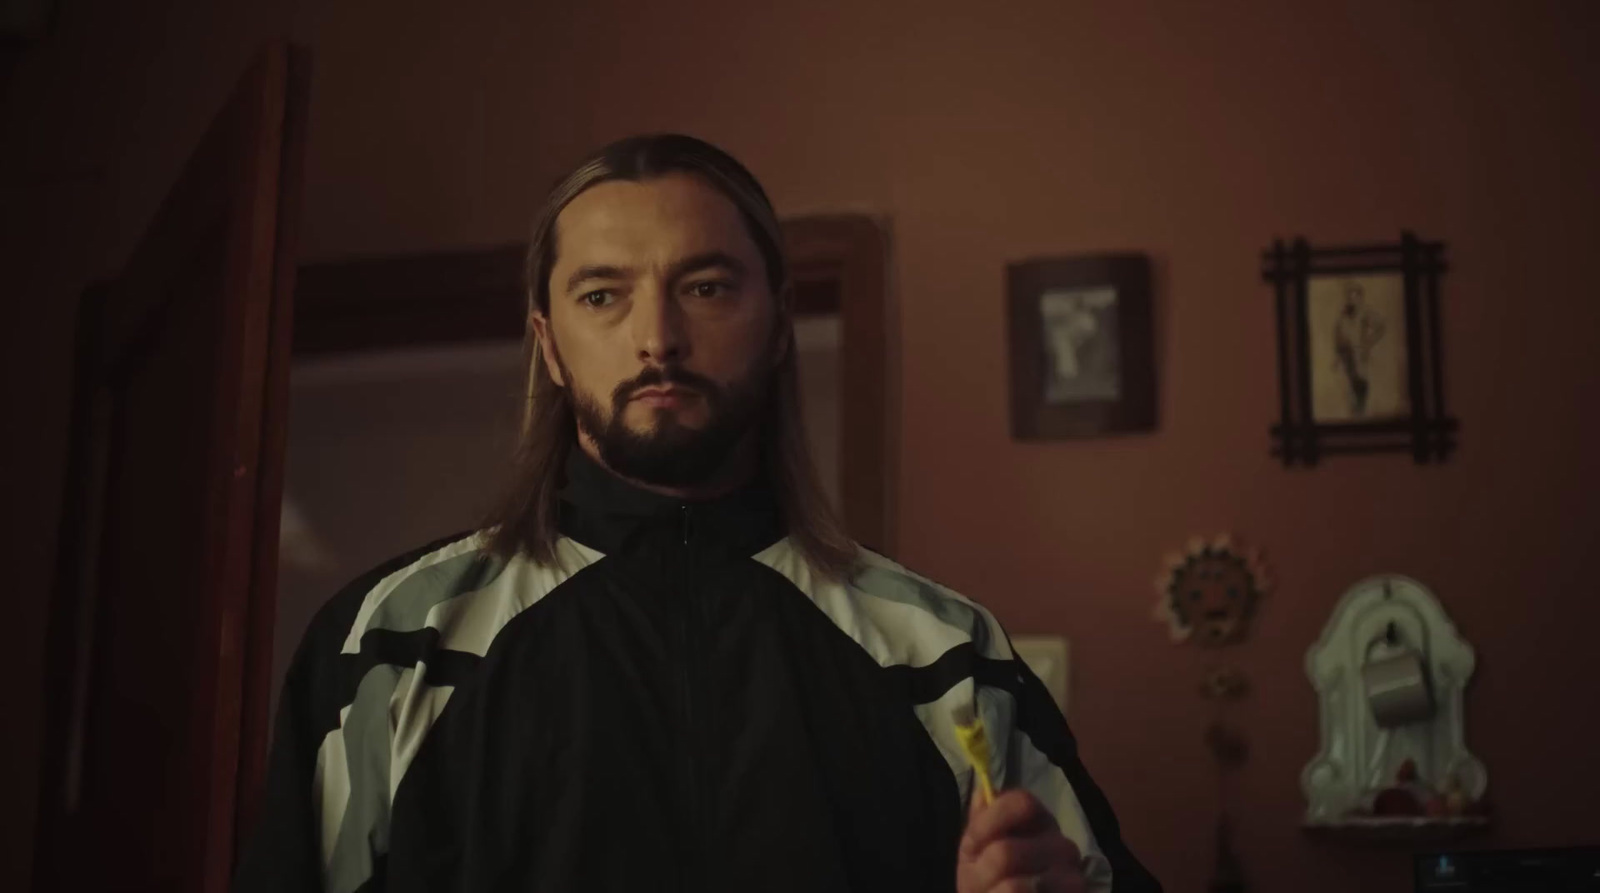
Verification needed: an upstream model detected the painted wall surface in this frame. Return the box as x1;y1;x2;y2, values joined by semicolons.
5;2;1598;890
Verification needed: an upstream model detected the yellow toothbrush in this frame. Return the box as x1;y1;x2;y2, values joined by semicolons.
952;703;996;806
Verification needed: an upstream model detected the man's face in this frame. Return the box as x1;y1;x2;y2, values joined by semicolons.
533;172;785;487
1344;285;1364;314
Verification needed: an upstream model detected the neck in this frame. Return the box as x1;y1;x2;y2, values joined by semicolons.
575;431;761;501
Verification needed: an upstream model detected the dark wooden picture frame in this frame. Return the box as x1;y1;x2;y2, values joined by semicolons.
1262;232;1456;466
1007;253;1156;439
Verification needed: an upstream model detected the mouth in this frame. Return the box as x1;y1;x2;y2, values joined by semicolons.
630;386;697;409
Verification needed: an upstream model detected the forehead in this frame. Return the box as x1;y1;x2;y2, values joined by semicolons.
550;172;762;274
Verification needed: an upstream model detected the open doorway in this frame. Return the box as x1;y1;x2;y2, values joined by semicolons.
275;216;894;715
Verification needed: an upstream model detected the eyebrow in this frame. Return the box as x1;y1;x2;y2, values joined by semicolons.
564;250;750;295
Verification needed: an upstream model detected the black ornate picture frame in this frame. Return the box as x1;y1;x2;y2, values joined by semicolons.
1262;232;1456;465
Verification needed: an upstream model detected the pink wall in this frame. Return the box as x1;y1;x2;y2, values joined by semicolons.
5;1;1598;890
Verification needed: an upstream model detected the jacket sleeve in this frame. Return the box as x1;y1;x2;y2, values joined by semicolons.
233;625;333;893
233;532;472;893
233;553;394;893
999;652;1163;893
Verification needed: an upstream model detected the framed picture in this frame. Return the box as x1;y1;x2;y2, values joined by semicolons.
1007;253;1156;439
1262;232;1457;465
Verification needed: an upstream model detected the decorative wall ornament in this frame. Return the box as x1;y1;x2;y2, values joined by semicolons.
1261;232;1457;466
1200;666;1250;701
1152;535;1271;892
1153;535;1271;646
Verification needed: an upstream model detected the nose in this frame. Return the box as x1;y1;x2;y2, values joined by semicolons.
628;281;686;365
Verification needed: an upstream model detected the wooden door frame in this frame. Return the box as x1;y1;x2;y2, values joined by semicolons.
35;44;308;892
291;214;897;554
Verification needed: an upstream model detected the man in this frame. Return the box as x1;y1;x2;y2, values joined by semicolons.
237;134;1159;893
1332;281;1385;416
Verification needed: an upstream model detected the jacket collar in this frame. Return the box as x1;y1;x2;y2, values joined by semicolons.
556;446;786;558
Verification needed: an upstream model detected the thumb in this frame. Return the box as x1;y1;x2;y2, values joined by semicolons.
959;784;996;861
966;782;987;824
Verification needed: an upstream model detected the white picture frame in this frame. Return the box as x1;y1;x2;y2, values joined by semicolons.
1012;635;1071;716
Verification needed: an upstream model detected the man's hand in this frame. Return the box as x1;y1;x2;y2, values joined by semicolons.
957;789;1086;893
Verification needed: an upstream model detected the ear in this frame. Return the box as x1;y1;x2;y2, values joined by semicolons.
770;280;795;369
530;310;566;387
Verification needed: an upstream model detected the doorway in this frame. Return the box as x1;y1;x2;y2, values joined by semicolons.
276;217;895;715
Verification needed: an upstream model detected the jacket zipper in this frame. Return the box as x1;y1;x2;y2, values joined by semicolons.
676;503;703;887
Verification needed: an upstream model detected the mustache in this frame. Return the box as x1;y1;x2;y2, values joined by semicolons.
611;365;720;407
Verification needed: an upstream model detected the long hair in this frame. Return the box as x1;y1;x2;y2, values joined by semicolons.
480;134;858;579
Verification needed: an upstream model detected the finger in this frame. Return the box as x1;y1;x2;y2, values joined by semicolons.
964;834;1080;891
1052;833;1083;871
961;782;989;852
991;868;1087;893
1038;864;1089;893
961;790;1057;857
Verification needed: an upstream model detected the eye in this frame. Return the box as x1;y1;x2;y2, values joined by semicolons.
687;280;731;299
579;289;616;308
1189;590;1203;602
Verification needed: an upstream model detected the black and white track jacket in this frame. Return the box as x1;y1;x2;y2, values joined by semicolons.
235;450;1160;893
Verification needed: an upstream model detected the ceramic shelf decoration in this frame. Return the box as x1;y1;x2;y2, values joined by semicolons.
1301;575;1488;838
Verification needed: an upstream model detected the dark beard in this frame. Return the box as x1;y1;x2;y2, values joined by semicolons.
559;354;768;488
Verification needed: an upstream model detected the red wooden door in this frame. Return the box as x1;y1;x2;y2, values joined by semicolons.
34;43;308;893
